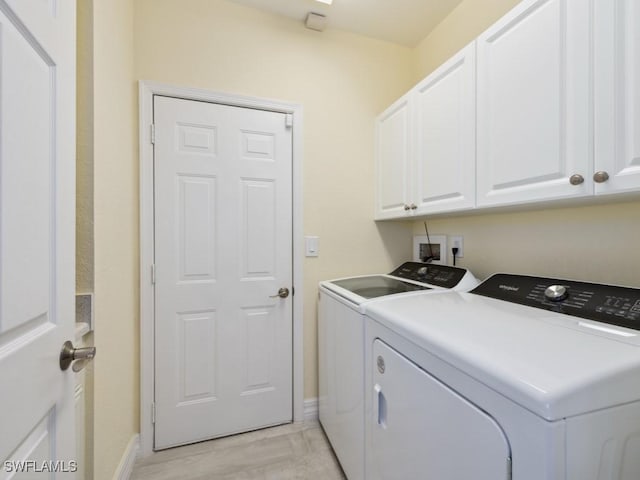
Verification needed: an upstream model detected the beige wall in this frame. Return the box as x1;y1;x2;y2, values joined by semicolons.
134;0;415;399
409;0;640;288
76;2;94;477
77;0;94;293
413;0;521;78
410;199;640;287
92;0;139;478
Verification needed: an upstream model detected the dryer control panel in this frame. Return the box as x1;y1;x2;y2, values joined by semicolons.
472;274;640;331
389;262;467;289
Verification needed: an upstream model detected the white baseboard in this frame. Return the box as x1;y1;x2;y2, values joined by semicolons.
114;434;139;480
303;397;319;422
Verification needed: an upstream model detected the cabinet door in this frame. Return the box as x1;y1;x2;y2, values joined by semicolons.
477;0;592;207
414;42;476;214
593;0;640;195
370;339;511;480
375;96;412;219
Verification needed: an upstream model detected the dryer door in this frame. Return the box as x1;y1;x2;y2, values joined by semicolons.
370;339;511;480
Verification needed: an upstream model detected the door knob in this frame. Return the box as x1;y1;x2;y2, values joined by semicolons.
269;287;290;299
60;341;96;372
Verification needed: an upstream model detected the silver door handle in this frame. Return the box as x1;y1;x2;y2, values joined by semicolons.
60;341;96;372
270;287;290;299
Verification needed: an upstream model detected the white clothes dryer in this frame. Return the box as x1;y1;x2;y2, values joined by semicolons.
318;262;478;480
365;273;640;480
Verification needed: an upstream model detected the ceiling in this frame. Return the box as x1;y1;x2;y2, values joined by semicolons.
226;0;465;47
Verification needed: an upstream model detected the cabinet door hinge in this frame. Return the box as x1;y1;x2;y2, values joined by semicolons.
151;402;156;424
507;456;512;480
285;113;293;128
150;124;156;144
151;264;156;285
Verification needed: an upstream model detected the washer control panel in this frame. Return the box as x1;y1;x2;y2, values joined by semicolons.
389;262;467;289
472;274;640;330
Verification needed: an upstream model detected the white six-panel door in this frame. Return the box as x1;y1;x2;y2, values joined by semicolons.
153;96;293;449
0;0;76;474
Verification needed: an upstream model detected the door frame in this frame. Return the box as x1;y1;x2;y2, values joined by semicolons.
138;80;304;456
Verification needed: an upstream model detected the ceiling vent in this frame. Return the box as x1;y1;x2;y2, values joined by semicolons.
305;12;327;32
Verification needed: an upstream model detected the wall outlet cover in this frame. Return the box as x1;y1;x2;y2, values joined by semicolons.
450;236;464;258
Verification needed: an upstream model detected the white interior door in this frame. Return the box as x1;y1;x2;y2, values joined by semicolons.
0;0;76;475
153;96;293;449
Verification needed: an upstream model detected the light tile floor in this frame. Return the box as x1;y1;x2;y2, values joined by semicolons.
131;422;346;479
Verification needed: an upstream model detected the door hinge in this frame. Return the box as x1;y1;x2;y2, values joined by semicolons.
285;113;293;128
150;124;156;144
507;456;512;480
151;402;156;424
151;264;156;285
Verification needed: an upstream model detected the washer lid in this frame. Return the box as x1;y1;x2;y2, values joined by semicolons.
320;275;434;311
365;292;640;421
319;263;478;308
332;275;430;299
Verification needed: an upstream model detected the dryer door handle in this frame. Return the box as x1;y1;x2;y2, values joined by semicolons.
374;384;387;429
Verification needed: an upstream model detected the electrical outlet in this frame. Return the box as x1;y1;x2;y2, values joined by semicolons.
450;236;464;258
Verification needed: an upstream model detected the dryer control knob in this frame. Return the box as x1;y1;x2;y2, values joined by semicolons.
417;266;428;277
545;285;569;302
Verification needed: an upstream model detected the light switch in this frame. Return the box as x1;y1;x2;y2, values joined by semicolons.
305;236;319;257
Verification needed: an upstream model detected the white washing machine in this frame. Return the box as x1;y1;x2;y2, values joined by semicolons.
318;262;478;480
365;273;640;480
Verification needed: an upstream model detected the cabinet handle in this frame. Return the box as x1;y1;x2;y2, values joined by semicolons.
569;174;584;186
593;171;610;183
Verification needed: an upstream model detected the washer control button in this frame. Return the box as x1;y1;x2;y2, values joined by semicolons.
545;285;569;302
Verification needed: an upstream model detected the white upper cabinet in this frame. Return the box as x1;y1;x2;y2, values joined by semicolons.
476;0;593;207
375;43;476;219
375;0;640;220
593;0;640;195
375;95;412;219
413;42;476;215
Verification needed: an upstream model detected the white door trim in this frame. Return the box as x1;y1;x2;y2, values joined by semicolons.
138;80;304;456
